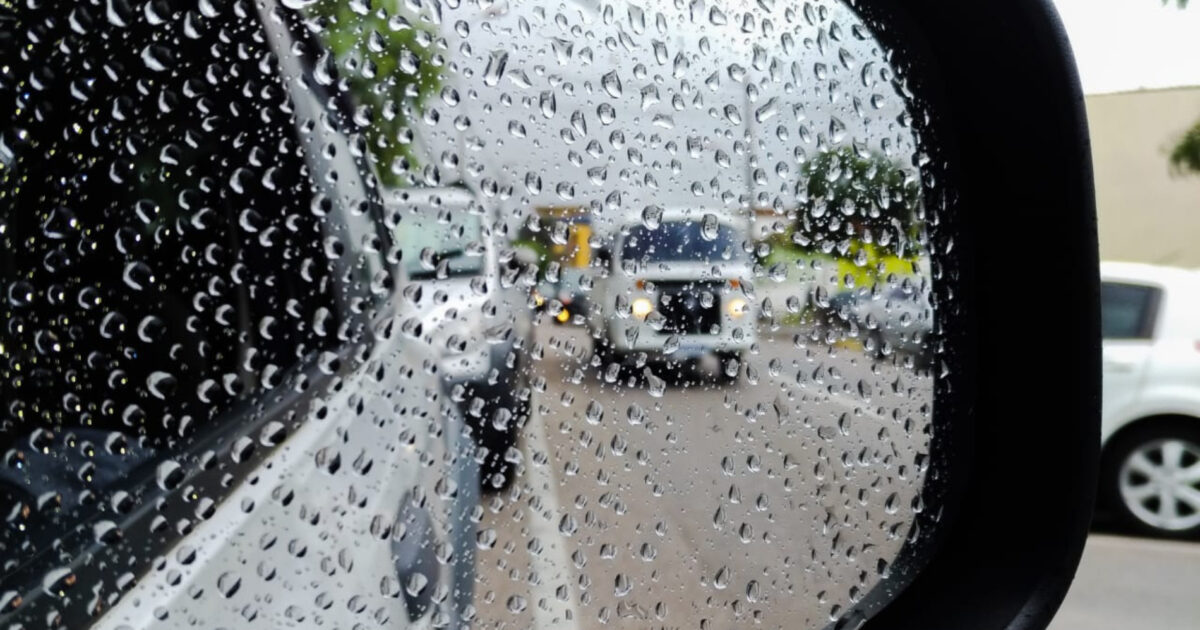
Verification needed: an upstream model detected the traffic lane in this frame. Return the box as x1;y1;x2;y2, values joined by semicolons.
1048;534;1200;630
473;326;934;630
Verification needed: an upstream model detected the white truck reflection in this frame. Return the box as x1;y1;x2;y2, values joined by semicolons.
588;209;757;381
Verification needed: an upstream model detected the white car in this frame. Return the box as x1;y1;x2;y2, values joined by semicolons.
388;186;534;492
588;209;757;380
0;2;479;627
1100;261;1200;537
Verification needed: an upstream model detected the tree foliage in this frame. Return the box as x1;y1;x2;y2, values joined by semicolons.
302;1;441;187
794;147;923;257
1160;0;1200;174
1169;121;1200;174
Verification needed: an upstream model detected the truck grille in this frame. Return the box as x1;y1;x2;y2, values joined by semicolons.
655;281;720;335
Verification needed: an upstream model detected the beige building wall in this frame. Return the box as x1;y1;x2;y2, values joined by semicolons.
1086;86;1200;267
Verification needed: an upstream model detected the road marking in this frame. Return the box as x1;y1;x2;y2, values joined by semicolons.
522;401;583;630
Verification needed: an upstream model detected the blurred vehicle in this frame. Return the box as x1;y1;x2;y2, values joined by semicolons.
1099;262;1200;538
388;186;533;492
0;1;477;627
519;208;594;325
824;284;935;367
588;209;756;380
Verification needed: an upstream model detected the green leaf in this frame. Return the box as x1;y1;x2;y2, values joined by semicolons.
302;1;442;188
795;147;923;258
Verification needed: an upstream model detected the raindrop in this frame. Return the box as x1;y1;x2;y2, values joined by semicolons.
559;513;579;536
93;520;122;545
156;460;184;491
713;566;730;590
539;91;557;118
601;71;623;98
700;214;720;241
614;573;632;597
146;371;178;400
217;572;241;598
584;400;604;425
483;51;508;87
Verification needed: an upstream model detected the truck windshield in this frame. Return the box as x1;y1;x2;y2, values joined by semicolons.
622;221;741;263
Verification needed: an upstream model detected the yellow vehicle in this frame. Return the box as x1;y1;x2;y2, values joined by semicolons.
525;206;594;324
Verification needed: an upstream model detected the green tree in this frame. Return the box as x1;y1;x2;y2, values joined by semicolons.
794;147;923;258
1160;0;1200;174
303;1;441;187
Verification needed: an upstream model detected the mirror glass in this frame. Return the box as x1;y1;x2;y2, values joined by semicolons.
0;1;938;629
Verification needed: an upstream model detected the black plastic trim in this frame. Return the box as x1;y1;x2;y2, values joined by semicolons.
837;1;1100;629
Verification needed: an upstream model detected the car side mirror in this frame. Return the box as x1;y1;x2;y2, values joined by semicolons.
0;1;1098;630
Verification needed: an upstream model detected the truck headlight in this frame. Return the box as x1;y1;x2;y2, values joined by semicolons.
727;297;748;318
632;297;654;319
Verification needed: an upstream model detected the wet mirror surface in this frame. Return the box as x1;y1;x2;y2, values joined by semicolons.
0;1;937;629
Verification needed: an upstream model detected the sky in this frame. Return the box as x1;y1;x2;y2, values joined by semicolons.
1052;0;1200;94
414;0;917;228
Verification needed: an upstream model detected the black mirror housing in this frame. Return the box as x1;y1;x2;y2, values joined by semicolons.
844;1;1099;629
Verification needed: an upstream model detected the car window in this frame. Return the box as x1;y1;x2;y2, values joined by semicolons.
1100;282;1160;339
0;1;946;630
399;211;486;280
1;0;346;571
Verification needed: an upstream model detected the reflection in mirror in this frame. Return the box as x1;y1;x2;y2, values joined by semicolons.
0;1;937;629
409;2;936;628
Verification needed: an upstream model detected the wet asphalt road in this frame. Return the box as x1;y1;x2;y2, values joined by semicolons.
1049;533;1200;630
471;325;934;630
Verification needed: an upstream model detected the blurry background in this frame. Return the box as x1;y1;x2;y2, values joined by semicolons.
1056;0;1200;266
1049;1;1200;629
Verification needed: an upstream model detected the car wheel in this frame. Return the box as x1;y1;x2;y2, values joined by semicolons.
864;329;885;357
461;372;528;496
478;429;518;495
1103;420;1200;538
476;391;524;495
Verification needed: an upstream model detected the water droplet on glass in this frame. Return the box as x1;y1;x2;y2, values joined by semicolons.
483;51;509;87
601;71;623;98
700;214;720;241
713;566;730;590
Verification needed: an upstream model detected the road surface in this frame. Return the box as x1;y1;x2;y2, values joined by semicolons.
472;325;934;630
1050;534;1200;630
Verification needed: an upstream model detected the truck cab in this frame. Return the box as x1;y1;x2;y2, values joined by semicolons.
589;209;757;381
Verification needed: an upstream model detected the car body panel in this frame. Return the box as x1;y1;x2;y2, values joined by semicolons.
1100;262;1200;444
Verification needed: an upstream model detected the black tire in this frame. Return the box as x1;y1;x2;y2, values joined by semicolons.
474;387;526;494
864;329;885;358
477;425;519;495
460;368;528;495
1101;418;1200;539
592;335;612;363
